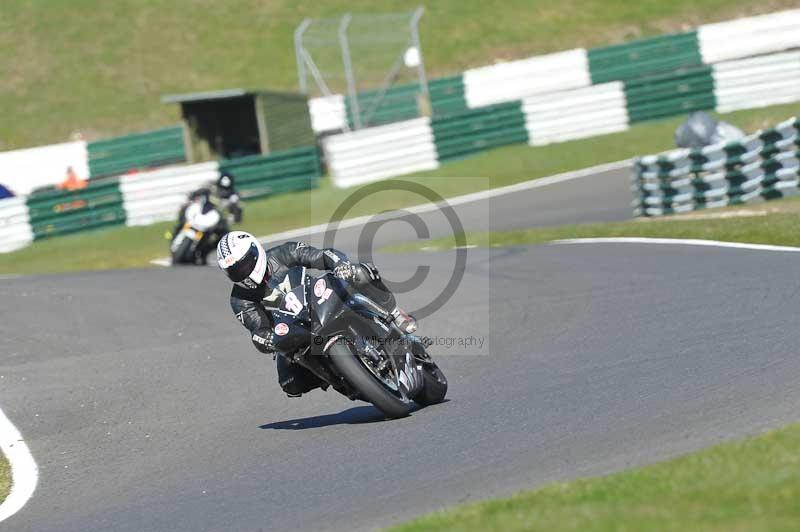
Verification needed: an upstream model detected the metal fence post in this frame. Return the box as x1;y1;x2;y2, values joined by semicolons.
338;13;362;130
294;18;312;94
410;7;429;99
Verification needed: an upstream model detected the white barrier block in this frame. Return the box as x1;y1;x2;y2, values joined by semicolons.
713;51;800;113
309;94;347;133
522;82;630;146
0;197;33;253
120;162;220;226
699;9;800;64
322;118;439;188
464;48;590;109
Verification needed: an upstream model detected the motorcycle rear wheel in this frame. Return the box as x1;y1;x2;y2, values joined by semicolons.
329;341;413;419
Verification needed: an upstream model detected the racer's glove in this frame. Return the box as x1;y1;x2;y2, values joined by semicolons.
333;262;357;282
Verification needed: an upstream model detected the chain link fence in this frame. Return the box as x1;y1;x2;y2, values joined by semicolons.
295;8;429;131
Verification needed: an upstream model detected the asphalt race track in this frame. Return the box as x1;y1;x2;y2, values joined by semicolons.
264;162;635;255
4;166;800;531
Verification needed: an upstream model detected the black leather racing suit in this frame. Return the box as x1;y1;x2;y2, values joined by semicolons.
229;241;396;396
214;183;243;223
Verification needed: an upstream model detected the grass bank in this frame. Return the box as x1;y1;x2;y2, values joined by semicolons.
0;101;797;275
0;452;9;505
386;195;800;253
1;0;795;149
390;423;800;532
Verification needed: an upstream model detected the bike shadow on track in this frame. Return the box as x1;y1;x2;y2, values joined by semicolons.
259;400;449;430
259;405;393;430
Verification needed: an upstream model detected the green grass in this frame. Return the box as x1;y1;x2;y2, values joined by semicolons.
386;195;800;253
0;452;9;505
389;423;800;532
1;101;798;275
0;0;796;149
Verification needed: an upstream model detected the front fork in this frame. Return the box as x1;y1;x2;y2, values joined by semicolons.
342;313;424;398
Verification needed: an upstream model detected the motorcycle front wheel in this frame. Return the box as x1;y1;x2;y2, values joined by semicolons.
414;362;448;407
171;237;193;265
409;340;448;407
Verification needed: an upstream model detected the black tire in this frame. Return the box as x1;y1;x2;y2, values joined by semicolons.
414;363;448;406
171;237;193;265
329;342;413;419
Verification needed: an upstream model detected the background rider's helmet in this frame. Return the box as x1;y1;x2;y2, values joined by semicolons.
217;172;234;191
216;231;268;289
188;187;211;205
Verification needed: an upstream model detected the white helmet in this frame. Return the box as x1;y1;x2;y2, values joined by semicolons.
217;231;267;289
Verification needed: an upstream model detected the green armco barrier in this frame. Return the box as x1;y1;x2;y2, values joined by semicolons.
219;146;321;201
26;178;125;239
346;85;419;129
627;94;717;123
88;125;186;178
30;205;127;240
588;31;701;84
431;102;527;162
624;66;716;123
624;69;714;105
429;75;468;117
345;75;467;129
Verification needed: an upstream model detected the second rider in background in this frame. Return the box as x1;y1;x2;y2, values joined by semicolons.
213;171;243;224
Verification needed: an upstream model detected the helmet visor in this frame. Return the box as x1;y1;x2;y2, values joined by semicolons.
224;242;260;283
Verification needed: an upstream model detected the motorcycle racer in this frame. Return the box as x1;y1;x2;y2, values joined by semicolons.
216;231;417;397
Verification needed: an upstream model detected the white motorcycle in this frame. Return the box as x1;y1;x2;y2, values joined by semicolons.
170;198;226;265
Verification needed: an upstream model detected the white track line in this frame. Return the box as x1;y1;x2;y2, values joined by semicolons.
553;237;800;253
0;406;38;523
149;159;630;266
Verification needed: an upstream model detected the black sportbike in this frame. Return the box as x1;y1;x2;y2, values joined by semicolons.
272;266;447;418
